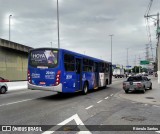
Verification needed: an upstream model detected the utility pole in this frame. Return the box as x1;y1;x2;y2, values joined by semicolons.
145;13;160;83
145;44;150;69
135;55;137;73
138;55;141;74
57;0;60;48
127;48;129;66
145;44;149;61
109;34;113;63
126;48;129;73
157;13;160;83
50;42;52;48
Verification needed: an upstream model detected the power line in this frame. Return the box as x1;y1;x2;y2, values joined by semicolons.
144;0;154;61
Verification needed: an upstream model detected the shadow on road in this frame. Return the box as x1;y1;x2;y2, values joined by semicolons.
37;87;111;101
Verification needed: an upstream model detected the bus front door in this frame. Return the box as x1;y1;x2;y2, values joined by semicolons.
76;58;82;91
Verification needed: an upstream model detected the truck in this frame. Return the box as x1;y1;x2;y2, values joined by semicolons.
113;68;125;78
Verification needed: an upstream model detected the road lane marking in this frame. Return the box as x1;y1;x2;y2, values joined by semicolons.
0;99;33;107
42;114;91;134
144;104;148;106
156;131;160;133
110;94;113;96
85;105;93;110
4;90;30;96
97;100;103;103
153;105;160;108
104;97;109;100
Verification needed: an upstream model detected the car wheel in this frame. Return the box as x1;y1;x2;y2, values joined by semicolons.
125;90;129;94
142;87;145;93
149;83;152;90
0;87;7;94
82;83;88;95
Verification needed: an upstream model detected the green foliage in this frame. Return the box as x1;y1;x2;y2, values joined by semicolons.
132;66;142;73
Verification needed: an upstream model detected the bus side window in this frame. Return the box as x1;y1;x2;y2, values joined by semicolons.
105;63;109;72
64;54;75;72
83;58;94;72
94;62;98;72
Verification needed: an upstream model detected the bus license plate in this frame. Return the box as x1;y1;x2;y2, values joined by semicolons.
40;82;46;85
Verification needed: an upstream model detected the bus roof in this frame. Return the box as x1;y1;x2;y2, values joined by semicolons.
29;47;112;64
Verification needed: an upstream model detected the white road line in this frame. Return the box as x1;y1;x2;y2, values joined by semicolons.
153;105;160;108
104;97;109;100
4;91;30;96
85;105;93;110
110;94;113;96
97;100;103;103
42;114;92;134
156;131;160;133
144;104;148;106
0;99;33;107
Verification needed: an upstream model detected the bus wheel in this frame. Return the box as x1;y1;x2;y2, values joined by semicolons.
82;83;88;95
103;80;108;89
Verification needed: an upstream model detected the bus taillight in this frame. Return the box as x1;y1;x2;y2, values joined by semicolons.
55;70;61;86
28;70;31;83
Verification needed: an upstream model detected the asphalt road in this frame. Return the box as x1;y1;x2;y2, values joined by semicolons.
0;77;160;134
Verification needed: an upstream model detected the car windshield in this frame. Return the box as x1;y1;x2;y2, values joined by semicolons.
127;76;142;81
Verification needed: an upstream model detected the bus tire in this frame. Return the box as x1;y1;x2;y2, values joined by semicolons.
82;83;88;95
103;80;108;89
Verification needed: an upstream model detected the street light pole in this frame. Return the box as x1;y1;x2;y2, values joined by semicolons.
9;15;12;46
109;35;113;63
127;48;129;66
126;48;129;73
50;42;52;48
57;0;60;48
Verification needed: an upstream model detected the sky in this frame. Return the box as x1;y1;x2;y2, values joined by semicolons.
0;0;159;67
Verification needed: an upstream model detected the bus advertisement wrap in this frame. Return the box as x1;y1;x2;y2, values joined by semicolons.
30;50;58;68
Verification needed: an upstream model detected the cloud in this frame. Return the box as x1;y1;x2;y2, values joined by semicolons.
0;0;159;66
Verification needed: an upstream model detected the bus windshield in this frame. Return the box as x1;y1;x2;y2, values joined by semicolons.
29;49;59;68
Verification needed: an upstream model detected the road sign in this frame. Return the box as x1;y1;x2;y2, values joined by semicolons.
126;65;132;68
140;60;150;65
112;65;116;68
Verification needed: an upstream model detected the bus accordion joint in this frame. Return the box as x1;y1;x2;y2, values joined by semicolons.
54;70;61;86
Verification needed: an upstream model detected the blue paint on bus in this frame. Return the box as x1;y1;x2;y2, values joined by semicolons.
28;48;112;94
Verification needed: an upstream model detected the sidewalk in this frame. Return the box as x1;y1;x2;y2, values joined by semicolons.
6;81;27;91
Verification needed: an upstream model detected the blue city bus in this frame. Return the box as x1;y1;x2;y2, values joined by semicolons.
28;48;112;94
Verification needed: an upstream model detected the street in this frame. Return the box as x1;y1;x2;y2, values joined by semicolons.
0;77;160;134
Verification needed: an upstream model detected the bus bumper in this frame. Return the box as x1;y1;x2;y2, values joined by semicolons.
28;82;62;92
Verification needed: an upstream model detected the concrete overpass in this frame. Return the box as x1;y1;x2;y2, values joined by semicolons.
0;38;33;81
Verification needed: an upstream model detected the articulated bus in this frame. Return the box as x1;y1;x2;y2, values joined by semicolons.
28;48;112;94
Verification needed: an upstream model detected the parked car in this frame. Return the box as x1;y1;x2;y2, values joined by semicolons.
0;77;9;82
0;83;8;94
123;76;152;93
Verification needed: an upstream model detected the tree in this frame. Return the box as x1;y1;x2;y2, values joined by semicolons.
132;66;142;73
